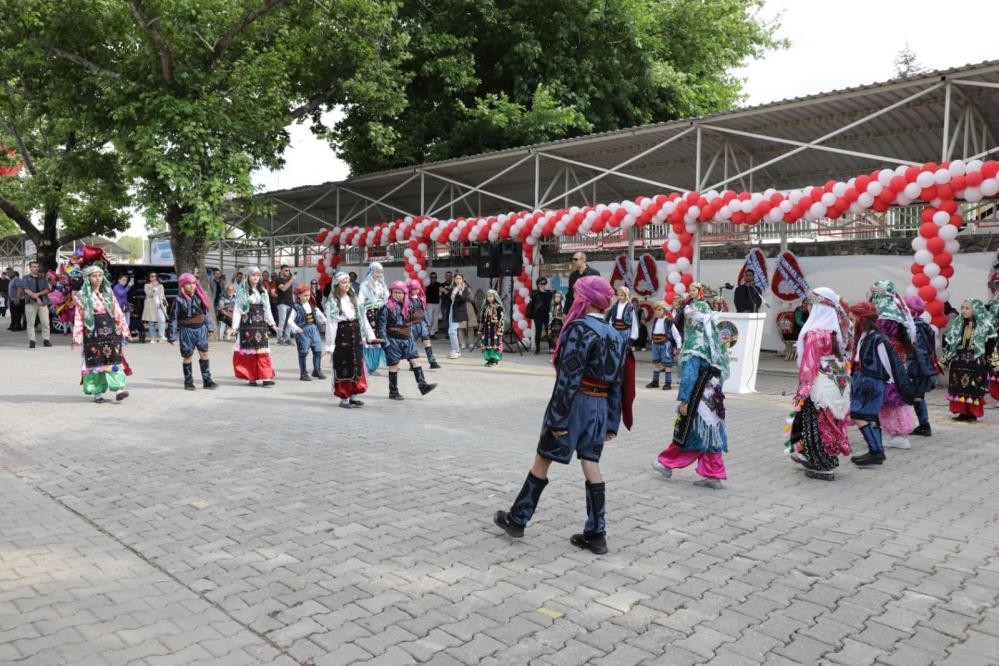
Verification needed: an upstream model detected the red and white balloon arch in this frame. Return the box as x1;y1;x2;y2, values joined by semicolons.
316;158;999;336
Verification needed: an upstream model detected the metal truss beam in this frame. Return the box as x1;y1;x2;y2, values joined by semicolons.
336;185;415;221
340;174;419;226
537;151;689;203
424;153;535;217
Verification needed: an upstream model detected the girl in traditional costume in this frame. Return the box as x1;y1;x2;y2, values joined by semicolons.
787;288;852;480
407;278;440;369
868;281;917;449
168;273;217;390
228;266;277;387
653;283;730;489
358;262;388;374
480;289;505;367
548;291;565;350
943;298;997;422
494;276;630;555
72;265;131;403
325;272;376;408
903;296;939;437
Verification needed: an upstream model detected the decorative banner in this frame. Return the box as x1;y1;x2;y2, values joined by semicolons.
771;250;810;301
738;248;769;294
313;159;999;338
610;254;634;293
634;253;659;297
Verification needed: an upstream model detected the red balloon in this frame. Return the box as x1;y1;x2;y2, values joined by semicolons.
665;251;679;263
681;273;694;286
931;314;948;328
918;285;937;302
927;237;945;254
912;273;930;288
966;171;984;188
679;246;694;260
950;175;966;191
919;187;937;201
855;175;871;191
935;251;953;267
904;166;920;182
890;176;907;192
941;265;955;278
936;184;954;200
910;263;924;275
918;223;938;239
925;300;944;316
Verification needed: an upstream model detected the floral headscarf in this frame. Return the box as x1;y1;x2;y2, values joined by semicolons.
326;271;357;320
680;299;730;380
943;298;997;363
79;264;113;331
236;266;269;313
868;279;917;345
483;289;505;327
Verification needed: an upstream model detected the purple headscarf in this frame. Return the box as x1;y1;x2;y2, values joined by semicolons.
178;273;211;310
553;275;615;360
904;295;926;316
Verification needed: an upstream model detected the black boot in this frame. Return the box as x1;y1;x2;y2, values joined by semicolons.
199;359;217;389
312;352;326;379
389;372;403;400
911;401;931;436
494;472;548;538
300;370;312;381
952;412;977;422
571;481;608;554
183;363;195;391
853;423;886;466
413;366;437;395
426;345;441;369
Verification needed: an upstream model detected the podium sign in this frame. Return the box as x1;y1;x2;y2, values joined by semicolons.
716;312;766;394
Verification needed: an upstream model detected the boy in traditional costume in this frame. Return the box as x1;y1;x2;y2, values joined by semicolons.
606;285;639;344
480;289;505;367
903;296;938;437
287;283;327;382
407;278;441;369
652;283;729;489
72;264;131;403
787;288;852;480
377;281;437;400
229;267;277;387
325;271;376;409
943;299;997;422
493;276;630;555
168;272;217;390
646;301;682;390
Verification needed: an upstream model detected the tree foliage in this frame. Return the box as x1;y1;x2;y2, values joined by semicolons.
894;44;927;79
334;0;786;173
0;0;408;272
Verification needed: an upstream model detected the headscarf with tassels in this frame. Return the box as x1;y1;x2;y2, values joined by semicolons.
177;272;211;311
79;265;115;331
235;266;269;314
942;298;997;364
796;287;852;361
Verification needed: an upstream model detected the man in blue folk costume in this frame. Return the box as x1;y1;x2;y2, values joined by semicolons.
377;281;438;400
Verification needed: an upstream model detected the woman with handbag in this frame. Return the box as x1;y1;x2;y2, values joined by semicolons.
142;272;168;343
446;274;472;358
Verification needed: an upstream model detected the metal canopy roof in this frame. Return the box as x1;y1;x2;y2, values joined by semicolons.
243;59;999;238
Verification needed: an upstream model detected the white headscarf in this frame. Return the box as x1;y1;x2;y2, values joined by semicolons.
796;287;851;363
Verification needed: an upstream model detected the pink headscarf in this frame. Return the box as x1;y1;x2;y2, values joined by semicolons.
904;295;926;316
407;278;425;302
553;275;615;360
178;273;211;310
387;280;410;318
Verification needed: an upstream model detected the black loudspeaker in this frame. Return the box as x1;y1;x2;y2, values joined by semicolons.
498;240;523;276
476;243;500;278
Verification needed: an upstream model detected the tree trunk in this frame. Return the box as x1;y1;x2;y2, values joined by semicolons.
36;209;60;272
167;204;205;276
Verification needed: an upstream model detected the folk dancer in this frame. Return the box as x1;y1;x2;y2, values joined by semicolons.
377;281;438;400
325;271;377;409
287;284;327;381
868;281;918;449
72;265;131;403
358;262;388;374
652;283;730;489
904;296;939;436
606;285;639;344
167;273;217;390
942;298;997;422
787;288;852;480
480;289;505;367
493;276;631;555
228;266;277;387
407;278;441;369
646;302;682;390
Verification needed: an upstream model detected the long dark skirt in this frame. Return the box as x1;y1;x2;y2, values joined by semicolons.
791;398;839;472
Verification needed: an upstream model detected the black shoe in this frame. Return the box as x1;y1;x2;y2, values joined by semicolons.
262;380;275;387
910;424;932;437
115;391;129;402
42;340;51;347
389;392;404;401
184;382;196;391
248;381;258;386
645;382;659;389
952;413;977;422
570;532;609;555
300;371;312;381
430;361;442;369
28;341;35;349
312;369;326;379
203;380;217;390
805;470;834;481
93;396;104;404
853;451;885;466
349;399;364;407
493;511;524;538
418;382;437;396
663;384;672;391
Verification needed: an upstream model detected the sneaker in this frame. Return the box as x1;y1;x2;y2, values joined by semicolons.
42;340;51;347
886;436;911;450
447;351;461;359
692;478;723;490
28;341;35;349
651;460;672;479
789;450;809;466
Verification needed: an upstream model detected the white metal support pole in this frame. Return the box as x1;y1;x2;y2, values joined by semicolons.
533;153;540;209
942;80;952;162
693;126;703;281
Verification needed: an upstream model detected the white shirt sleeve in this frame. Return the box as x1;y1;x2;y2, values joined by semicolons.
630;308;639;341
672;324;682;347
877;343;895;384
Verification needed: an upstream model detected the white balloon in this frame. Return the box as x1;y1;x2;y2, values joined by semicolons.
932;210;950;226
779;200;794;212
832;182;848;198
948;159;966;176
676;257;691;271
938;224;958;241
821;192;836;207
877;169;894;186
982;178;999;197
934;168;951;185
858;192;875;208
418;270;427;279
621;215;636;228
923;263;940;278
930;275;948;290
768;208;783;223
914;249;933;265
967;159;984;173
944;239;960;254
403;248;414;258
936;288;949;303
809;202;827;219
685;222;698;234
903;182;921;199
964;186;983;203
668;271;681;285
905;285;919;298
894;164;909;177
916;171;934;189
849;202;864;214
920;311;932;324
911;236;928;252
675;283;687;295
668;239;681;252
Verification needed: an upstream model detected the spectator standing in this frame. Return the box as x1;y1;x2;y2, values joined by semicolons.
113;274;133;330
22;261;52;348
211;269;226;309
350;271;360;294
425;271;442;338
446;273;471;358
274;265;296;345
7;270;24;331
440;271;454;331
529;277;553;354
0;268;9;319
564;252;599;312
216;282;237;341
310;279;324;310
142;271;168;342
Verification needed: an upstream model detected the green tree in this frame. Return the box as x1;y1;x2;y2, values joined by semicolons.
116;234;145;262
334;0;785;173
0;76;130;270
1;0;407;274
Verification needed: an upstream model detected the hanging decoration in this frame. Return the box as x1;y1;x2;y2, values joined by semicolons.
634;254;659;297
313;159;999;338
610;254;634;293
738;249;769;294
771;250;810;301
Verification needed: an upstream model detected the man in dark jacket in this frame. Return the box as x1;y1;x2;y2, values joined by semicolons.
734;269;763;313
530;277;553;353
564;253;599;312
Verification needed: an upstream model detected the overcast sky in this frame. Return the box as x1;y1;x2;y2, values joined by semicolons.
127;0;999;235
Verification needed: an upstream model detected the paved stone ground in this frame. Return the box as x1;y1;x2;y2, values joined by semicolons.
2;323;999;665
